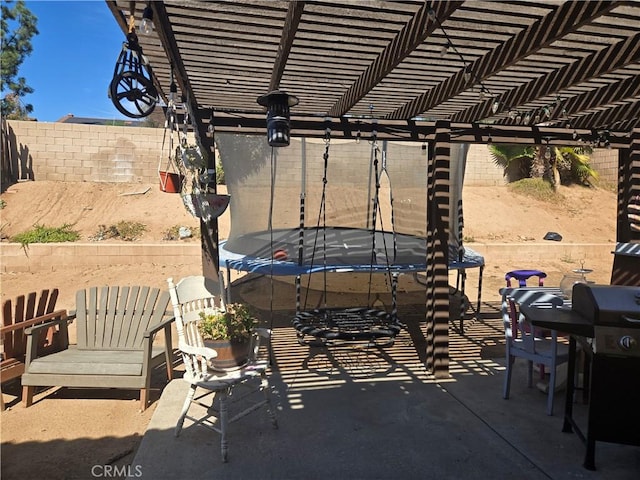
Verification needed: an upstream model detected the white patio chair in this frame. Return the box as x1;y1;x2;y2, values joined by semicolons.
167;275;278;462
500;287;569;415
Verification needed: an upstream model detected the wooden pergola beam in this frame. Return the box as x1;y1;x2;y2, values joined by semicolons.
459;32;640;125
197;111;633;148
389;0;621;121
569;100;640;133
552;76;640;130
269;1;306;91
327;1;463;117
152;1;222;277
151;1;197;106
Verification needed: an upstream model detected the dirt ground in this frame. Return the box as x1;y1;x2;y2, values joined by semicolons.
0;180;618;479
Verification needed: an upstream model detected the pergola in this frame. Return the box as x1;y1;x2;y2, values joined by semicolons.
106;0;640;376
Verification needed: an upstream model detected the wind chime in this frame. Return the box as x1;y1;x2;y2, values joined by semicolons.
108;2;158;118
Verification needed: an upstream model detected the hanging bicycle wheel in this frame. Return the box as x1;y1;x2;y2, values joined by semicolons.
109;71;158;118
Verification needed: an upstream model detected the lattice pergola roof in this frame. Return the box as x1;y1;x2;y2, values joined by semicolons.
105;1;640;375
107;0;639;146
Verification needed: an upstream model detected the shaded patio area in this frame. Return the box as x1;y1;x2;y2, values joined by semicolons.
130;277;639;479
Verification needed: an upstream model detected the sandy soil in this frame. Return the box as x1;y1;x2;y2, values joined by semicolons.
0;180;618;479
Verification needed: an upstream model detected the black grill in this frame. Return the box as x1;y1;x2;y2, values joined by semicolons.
572;283;640;357
565;284;640;470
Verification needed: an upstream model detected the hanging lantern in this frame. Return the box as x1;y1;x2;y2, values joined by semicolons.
257;90;299;147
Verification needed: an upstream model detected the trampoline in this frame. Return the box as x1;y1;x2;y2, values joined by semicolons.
215;133;485;343
219;229;485;331
220;228;484;276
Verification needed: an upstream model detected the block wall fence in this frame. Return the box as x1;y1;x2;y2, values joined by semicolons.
3;119;618;187
0;241;614;274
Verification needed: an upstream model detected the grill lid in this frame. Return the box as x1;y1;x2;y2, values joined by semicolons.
572;284;640;327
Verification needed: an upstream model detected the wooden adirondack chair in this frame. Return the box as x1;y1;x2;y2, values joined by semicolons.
1;289;65;410
21;286;175;411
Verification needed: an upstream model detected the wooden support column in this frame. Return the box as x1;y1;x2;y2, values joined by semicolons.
425;121;451;377
147;1;220;282
194;109;220;279
616;128;640;243
611;128;640;285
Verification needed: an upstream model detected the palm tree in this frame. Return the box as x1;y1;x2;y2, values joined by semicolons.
488;144;536;182
488;143;598;186
556;146;598;185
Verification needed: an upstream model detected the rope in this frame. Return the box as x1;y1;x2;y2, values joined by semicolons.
379;141;399;321
384;142;399;268
367;136;380;303
366;137;397;309
127;2;136;33
268;145;277;334
302;126;331;311
295;139;306;314
158;95;180;191
291;127;403;346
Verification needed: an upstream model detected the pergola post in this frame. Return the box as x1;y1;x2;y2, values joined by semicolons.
611;128;640;285
425;120;451;377
193;109;220;280
616;128;640;243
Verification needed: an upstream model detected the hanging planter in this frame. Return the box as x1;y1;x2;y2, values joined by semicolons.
159;170;184;193
158;140;185;193
180;146;205;170
183;193;230;219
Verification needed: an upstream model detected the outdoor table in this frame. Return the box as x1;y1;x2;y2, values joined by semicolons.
519;304;595;469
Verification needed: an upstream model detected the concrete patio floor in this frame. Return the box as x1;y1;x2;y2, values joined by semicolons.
130;295;639;480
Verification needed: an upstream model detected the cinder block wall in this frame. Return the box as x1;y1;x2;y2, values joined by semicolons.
0;242;201;273
0;241;615;273
590;148;618;185
465;144;505;185
4;120;185;184
5;120;618;186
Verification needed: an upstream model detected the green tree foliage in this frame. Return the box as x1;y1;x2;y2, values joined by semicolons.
556;145;599;185
488;143;598;187
1;0;38;119
488;144;536;180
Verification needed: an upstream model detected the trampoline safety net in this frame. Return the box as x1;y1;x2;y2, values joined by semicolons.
215;134;480;344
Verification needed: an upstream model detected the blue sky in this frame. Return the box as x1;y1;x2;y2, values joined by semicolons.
17;1;130;122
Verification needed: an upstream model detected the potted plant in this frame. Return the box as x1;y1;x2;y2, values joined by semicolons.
159;146;186;194
197;303;258;371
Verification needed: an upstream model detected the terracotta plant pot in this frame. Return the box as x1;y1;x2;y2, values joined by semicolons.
159;171;184;193
204;339;251;372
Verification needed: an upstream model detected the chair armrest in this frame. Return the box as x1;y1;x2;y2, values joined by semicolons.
253;327;271;339
138;315;175;384
143;316;175;338
24;312;70;365
179;342;218;360
1;310;68;335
